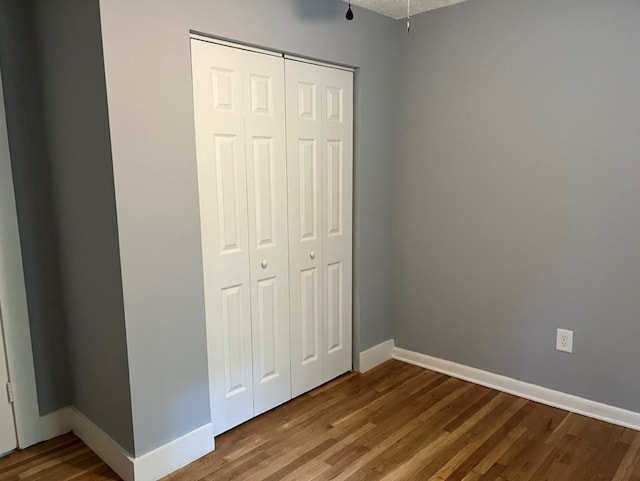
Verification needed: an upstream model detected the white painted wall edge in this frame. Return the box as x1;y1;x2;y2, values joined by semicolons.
393;347;640;431
0;69;42;449
40;407;215;481
359;339;394;373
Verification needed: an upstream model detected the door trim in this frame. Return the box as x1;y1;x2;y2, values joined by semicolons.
283;55;354;73
190;34;281;57
189;33;355;72
0;69;42;448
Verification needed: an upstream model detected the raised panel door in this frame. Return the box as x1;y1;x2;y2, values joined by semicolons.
243;51;291;416
191;40;254;435
286;60;325;397
321;68;353;381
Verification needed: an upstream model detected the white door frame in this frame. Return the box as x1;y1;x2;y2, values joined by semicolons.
0;69;43;448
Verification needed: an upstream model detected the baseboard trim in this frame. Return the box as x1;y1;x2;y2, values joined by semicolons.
134;423;214;481
359;339;395;373
40;407;214;480
40;406;73;441
70;408;135;481
393;347;640;431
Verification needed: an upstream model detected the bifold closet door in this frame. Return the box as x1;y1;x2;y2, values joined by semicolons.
286;60;353;397
244;51;291;418
191;40;291;435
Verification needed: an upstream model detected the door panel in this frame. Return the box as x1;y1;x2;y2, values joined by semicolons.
298;139;319;240
322;68;353;381
300;267;320;365
255;277;277;381
221;285;250;397
287;61;353;394
286;61;325;397
297;82;317;120
191;40;253;435
326;261;343;354
251;138;275;247
326;87;343;123
326;140;343;237
249;75;273;116
215;135;244;253
211;68;237;112
244;51;291;416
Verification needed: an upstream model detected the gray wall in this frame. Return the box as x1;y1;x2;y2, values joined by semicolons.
98;0;399;455
34;0;134;453
393;0;640;411
0;0;72;415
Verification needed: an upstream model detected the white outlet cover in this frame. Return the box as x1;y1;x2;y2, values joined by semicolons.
556;329;573;353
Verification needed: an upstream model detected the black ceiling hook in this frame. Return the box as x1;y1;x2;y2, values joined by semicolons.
346;2;354;20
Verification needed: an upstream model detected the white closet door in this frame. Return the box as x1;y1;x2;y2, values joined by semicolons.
322;69;353;381
286;61;325;397
194;39;353;429
191;40;254;435
243;52;291;416
287;60;353;395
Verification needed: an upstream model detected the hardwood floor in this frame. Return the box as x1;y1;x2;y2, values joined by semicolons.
2;360;640;480
0;432;119;480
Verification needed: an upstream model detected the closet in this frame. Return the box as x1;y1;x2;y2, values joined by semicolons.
190;38;353;436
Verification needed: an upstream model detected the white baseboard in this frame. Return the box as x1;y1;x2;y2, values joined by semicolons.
40;406;214;481
134;423;214;481
40;406;73;440
393;347;640;431
359;339;395;373
71;408;135;481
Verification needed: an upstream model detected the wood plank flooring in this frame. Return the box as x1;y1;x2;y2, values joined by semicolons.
2;360;640;480
0;432;119;480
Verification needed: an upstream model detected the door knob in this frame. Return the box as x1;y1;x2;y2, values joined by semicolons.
309;251;316;260
261;259;268;269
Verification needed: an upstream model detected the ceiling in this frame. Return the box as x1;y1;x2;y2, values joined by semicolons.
343;0;468;20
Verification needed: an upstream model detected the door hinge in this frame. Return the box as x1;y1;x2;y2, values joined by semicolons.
6;382;14;404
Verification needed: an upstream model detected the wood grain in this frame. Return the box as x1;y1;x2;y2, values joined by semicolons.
1;360;639;481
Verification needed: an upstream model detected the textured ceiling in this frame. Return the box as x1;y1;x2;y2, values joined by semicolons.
343;0;468;20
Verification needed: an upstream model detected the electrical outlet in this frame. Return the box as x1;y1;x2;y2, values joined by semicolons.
556;329;573;353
